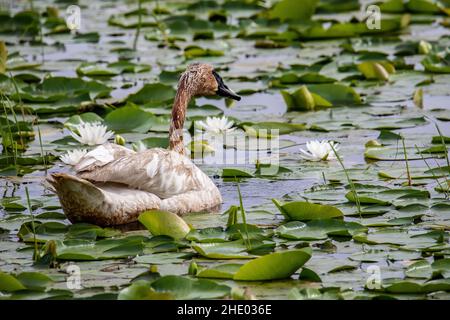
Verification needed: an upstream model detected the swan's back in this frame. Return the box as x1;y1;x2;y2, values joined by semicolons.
77;146;217;199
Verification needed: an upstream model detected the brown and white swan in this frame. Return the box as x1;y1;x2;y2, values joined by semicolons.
48;63;241;226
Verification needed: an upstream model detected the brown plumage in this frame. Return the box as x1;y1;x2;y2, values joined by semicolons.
48;63;241;226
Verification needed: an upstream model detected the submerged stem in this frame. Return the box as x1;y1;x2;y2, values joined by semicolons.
25;186;39;262
330;143;362;218
236;179;251;250
415;145;448;199
434;123;450;169
133;0;143;51
401;138;412;186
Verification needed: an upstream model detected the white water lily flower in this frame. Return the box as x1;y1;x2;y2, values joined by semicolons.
70;121;114;146
196;116;235;134
60;149;88;166
299;140;340;162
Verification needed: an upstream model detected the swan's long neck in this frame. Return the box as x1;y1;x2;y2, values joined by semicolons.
169;82;192;155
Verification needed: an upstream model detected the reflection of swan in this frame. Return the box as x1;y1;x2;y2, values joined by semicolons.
48;63;241;226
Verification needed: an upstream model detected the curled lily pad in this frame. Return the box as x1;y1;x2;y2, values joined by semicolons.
197;264;242;279
196;248;312;281
273;199;344;221
138;210;191;240
357;61;395;81
234;248;312;281
282;84;361;111
0;272;26;292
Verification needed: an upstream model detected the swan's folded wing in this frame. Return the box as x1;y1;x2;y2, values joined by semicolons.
77;148;215;198
75;143;136;172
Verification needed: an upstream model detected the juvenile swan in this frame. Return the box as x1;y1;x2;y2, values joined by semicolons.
48;63;241;226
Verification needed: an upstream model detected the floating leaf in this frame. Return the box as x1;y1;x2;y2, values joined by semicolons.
276;220;367;240
105;105;159;133
0;272;26;292
138;210;191;240
357;61;395;81
282;84;361;111
406;259;450;279
273;199;344;221
196;248;312;281
268;0;317;22
221;168;254;178
197;264;242;279
234;248;312;281
192;240;258;259
127;83;176;107
54;236;144;260
150;275;231;299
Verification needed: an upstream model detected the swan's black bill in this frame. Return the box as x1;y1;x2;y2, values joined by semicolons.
213;71;241;101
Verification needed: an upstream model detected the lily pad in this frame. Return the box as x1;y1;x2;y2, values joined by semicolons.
138;210;191;240
273;199;344;220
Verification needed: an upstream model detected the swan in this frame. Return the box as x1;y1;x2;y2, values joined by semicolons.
47;63;241;226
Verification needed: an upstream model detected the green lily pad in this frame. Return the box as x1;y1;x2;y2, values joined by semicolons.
234;248;312;281
406;259;450;279
276;220;367;241
192;240;257;259
138;210;191;240
0;272;26;292
268;0;317;22
105;105;159;133
273;199;344;221
54;236;144;260
196;248;312;281
221;168;255;178
127;83;176;107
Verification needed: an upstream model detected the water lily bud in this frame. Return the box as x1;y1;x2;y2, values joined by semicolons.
365;140;382;148
149;265;158;273
296;85;315;111
188;261;198;275
231;287;256;300
418;40;432;55
413;88;424;108
114;134;125;146
373;62;390;81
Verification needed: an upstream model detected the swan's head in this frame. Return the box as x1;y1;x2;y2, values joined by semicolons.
179;63;241;101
